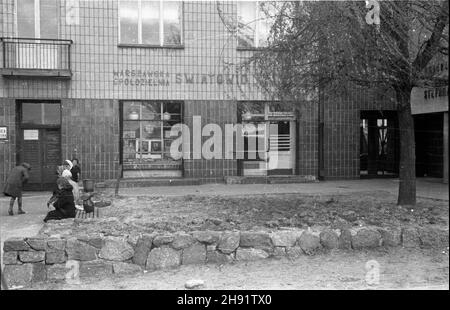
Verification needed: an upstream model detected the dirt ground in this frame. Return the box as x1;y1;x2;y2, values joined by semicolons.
97;191;448;234
25;247;449;290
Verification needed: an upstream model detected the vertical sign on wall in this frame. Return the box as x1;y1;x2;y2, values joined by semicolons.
66;0;80;26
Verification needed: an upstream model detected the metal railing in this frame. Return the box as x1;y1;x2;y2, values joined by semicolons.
1;37;72;71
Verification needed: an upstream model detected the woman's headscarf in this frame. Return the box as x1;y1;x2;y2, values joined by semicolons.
21;162;31;170
64;160;73;170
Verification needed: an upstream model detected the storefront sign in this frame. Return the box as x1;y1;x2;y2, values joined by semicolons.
411;86;449;115
112;70;249;87
24;129;39;140
0;126;7;140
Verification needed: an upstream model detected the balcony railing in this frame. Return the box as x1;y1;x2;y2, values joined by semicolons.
0;37;72;78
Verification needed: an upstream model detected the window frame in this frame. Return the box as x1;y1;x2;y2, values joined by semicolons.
14;0;59;39
18;100;62;129
118;0;184;48
237;0;273;50
120;101;183;164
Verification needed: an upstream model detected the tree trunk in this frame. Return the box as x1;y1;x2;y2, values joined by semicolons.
397;88;416;206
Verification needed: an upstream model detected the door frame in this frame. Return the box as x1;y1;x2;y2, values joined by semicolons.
359;110;399;178
16;100;62;190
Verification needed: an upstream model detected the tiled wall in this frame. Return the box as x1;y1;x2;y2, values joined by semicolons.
322;86;397;179
0;0;399;183
183;100;238;181
61;99;120;181
1;0;261;101
0;99;15;190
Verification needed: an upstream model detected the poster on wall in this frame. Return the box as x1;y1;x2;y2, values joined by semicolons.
0;126;7;140
24;129;39;140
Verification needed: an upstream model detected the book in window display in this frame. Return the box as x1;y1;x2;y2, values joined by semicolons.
137;139;162;159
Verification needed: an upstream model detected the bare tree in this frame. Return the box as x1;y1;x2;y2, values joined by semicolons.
223;0;448;206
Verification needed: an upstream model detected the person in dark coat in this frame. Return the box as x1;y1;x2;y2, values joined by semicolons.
70;158;81;183
44;177;77;222
3;163;31;216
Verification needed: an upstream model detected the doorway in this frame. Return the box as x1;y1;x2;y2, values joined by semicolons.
267;120;295;175
360;111;399;178
17;101;61;190
239;102;297;176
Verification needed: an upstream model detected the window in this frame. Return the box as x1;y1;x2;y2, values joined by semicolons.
122;101;182;164
16;0;58;38
119;0;182;46
237;1;274;48
21;102;61;126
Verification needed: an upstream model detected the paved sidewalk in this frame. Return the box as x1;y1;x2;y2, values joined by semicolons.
0;192;51;266
106;178;449;201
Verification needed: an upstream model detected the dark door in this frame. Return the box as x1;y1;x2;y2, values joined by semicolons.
20;128;61;191
17;101;61;191
360;111;399;178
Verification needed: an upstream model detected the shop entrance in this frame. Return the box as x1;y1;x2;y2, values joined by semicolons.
17;101;61;190
360;111;399;178
239;102;296;176
267;120;296;175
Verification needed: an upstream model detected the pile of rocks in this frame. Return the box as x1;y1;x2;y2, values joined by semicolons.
3;225;448;288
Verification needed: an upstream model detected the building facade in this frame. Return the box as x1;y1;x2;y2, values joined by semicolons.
1;0;400;190
411;59;449;184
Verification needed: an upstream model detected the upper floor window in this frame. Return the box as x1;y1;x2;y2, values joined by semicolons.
119;0;182;46
16;0;58;38
237;1;274;49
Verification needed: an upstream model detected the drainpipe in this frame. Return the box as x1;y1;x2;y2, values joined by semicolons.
318;87;324;181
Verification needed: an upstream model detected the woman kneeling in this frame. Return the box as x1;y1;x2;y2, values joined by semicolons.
44;177;77;222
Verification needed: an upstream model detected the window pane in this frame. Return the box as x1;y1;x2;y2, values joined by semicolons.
142;102;160;119
141;121;162;139
22;103;42;124
22;103;61;125
40;0;58;38
43;103;60;124
163;1;181;45
17;0;35;37
237;1;256;48
119;1;139;44
142;1;160;45
123;121;139;138
123;101;141;120
258;2;274;47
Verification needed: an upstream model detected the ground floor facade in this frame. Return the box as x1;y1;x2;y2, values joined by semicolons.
411;85;449;184
1;88;403;190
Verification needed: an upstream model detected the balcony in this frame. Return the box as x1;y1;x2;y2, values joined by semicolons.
0;37;72;79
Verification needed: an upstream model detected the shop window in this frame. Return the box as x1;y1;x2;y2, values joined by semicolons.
122;101;182;164
21;102;61;126
237;1;275;49
119;0;182;46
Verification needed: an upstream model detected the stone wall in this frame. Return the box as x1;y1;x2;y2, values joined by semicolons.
3;226;448;288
